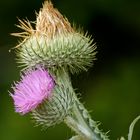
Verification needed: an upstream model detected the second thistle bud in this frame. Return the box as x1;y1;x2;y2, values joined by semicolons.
11;66;74;128
14;1;97;73
32;68;74;128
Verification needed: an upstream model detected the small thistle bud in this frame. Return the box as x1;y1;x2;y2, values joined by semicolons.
13;1;97;73
10;67;55;115
32;68;74;128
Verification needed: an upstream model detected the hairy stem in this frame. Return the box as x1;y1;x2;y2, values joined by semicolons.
65;94;109;140
53;68;109;140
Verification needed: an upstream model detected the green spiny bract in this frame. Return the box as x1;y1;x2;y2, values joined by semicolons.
32;84;74;128
13;1;97;73
32;68;74;128
17;33;96;73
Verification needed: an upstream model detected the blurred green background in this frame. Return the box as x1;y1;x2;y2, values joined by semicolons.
0;0;140;139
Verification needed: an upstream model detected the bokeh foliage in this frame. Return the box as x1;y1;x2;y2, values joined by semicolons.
0;0;140;140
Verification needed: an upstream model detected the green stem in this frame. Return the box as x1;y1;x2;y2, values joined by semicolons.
65;94;109;140
53;68;108;140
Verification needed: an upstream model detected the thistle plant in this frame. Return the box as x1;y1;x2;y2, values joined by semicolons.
10;1;139;140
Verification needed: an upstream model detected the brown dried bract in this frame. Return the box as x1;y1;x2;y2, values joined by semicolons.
36;1;74;37
11;0;74;48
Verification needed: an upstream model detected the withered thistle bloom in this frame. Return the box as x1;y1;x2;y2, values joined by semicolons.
12;1;97;73
11;67;55;115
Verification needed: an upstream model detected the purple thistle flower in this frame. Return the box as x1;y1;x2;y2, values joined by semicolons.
11;67;55;115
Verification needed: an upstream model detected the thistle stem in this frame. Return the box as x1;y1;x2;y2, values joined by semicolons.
65;103;95;140
65;94;108;140
53;68;108;140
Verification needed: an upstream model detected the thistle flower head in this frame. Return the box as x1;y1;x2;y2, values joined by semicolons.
11;67;55;115
12;1;97;73
32;69;74;128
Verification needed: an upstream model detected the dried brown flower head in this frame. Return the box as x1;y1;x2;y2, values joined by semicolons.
12;0;96;74
12;1;74;48
36;1;74;37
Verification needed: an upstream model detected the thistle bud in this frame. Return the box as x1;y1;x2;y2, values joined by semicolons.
31;68;74;128
11;66;74;128
13;1;97;73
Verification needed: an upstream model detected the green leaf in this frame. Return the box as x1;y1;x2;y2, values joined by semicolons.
128;115;140;140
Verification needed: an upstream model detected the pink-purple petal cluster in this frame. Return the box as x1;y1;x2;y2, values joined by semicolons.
11;68;55;115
